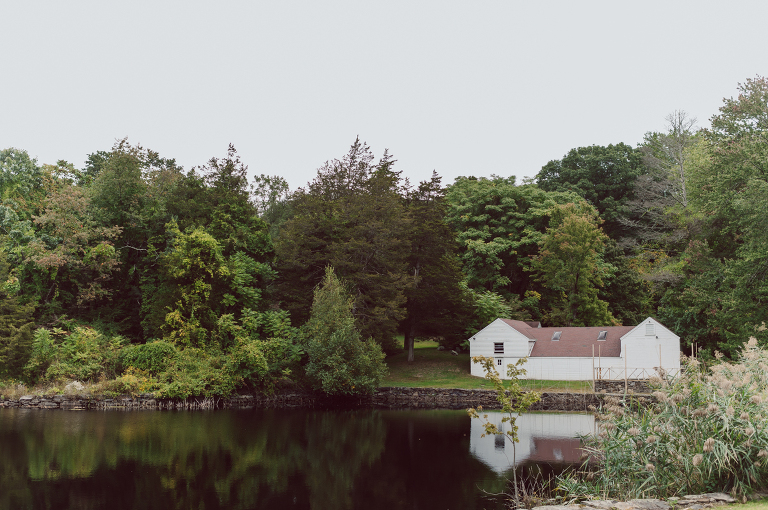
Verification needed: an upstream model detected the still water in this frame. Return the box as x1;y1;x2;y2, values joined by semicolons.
0;408;593;509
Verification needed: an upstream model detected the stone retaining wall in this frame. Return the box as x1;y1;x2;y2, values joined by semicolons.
594;380;651;394
0;387;618;411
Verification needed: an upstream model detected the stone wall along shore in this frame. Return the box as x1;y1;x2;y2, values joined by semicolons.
0;387;651;411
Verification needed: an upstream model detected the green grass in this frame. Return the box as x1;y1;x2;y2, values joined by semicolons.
383;340;592;392
721;499;768;510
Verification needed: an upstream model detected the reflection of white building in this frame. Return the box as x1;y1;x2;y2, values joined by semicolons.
469;412;595;474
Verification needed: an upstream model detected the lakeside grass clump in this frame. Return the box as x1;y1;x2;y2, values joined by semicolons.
383;340;591;392
558;337;768;500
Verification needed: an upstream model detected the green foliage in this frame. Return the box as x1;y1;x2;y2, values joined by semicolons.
0;252;36;379
444;175;578;299
400;172;474;355
536;143;645;237
154;347;237;399
300;267;387;396
530;202;616;327
560;338;768;499
276;139;411;350
24;326;126;384
119;340;179;375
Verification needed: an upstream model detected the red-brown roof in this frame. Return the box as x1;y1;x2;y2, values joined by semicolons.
500;319;633;357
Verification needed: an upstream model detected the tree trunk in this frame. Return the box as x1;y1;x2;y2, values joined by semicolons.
406;329;416;363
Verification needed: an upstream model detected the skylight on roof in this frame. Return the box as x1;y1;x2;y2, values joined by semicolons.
597;331;607;341
551;331;561;341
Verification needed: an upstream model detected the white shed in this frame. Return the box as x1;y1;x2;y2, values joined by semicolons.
468;317;680;381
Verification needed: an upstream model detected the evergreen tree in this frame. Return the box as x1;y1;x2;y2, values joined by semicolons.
300;267;387;396
275;139;411;350
400;172;473;359
0;252;36;379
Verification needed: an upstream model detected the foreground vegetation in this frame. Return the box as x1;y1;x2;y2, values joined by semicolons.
559;338;768;500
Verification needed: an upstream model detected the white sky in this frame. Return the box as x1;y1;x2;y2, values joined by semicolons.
2;1;767;191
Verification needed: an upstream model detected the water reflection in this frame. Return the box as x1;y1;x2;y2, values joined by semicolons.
469;412;595;474
0;408;588;509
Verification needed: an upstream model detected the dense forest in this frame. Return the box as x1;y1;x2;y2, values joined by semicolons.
1;77;767;397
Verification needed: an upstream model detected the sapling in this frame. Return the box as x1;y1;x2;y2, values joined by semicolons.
468;356;541;506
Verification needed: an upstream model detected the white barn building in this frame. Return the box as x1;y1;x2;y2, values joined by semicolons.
468;317;680;381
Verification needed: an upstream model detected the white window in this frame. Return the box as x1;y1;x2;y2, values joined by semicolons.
494;342;504;354
646;323;655;336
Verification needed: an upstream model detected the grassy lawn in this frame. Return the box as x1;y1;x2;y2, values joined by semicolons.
722;500;768;510
383;340;593;393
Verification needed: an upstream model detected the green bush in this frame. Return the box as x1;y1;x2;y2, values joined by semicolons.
154;347;238;399
24;326;126;384
119;340;178;375
300;267;387;396
559;337;768;499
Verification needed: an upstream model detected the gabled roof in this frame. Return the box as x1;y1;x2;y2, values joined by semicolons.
500;319;633;357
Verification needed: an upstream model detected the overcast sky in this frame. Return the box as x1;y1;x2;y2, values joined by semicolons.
2;1;767;191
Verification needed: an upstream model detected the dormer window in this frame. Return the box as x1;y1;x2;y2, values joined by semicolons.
597;331;607;341
551;331;561;341
494;343;504;354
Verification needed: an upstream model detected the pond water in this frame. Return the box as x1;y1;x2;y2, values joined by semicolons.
0;407;594;509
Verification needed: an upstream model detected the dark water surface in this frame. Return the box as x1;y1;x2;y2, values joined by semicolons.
0;407;592;509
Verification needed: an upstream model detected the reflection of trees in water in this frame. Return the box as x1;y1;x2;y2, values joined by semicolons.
0;409;387;510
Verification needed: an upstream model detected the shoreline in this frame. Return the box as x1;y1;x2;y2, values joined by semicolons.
0;386;649;411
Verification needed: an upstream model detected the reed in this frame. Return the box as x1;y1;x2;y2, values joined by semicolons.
558;337;768;500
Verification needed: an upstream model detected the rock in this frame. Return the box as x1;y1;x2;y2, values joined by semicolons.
64;381;85;393
684;505;704;510
19;395;34;401
436;346;445;351
533;506;581;510
451;350;458;356
627;499;670;510
583;500;617;509
702;494;736;503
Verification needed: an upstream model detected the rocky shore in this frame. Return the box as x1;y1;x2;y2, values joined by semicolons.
0;387;645;411
533;492;757;510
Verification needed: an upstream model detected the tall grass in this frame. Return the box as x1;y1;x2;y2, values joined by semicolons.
559;337;768;500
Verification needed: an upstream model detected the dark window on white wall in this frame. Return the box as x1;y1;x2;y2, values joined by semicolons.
494;343;504;354
496;358;502;366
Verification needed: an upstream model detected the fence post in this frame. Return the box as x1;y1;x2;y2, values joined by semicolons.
624;345;628;394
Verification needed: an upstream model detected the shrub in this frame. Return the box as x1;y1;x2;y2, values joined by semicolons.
119;340;178;375
153;347;237;399
559;337;768;499
24;326;126;384
300;267;387;396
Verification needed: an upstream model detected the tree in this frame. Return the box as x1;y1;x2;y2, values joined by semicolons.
681;76;768;351
251;174;292;239
467;356;540;506
300;267;387;396
275;139;411;350
27;183;122;313
536;143;645;238
0;252;36;379
444;175;579;299
530;202;616;327
399;172;473;360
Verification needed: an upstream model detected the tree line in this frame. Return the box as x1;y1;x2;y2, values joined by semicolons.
1;76;767;395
